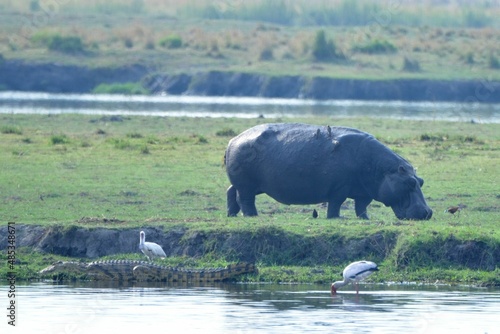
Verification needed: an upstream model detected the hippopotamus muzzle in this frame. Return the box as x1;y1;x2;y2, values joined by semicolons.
380;173;433;220
392;203;433;220
389;177;433;220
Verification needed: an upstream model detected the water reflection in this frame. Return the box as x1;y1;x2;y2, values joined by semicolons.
1;282;498;333
1;91;499;122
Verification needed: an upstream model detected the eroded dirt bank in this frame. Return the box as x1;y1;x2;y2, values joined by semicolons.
1;224;498;271
1;60;499;102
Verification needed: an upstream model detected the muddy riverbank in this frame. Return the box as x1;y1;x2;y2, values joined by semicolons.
1;224;498;271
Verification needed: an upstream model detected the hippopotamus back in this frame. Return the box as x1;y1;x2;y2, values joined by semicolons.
225;123;432;220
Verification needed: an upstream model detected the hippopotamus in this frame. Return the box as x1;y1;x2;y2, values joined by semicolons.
224;123;432;220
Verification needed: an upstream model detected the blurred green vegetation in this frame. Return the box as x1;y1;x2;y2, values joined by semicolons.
92;82;150;95
14;0;498;28
31;32;86;54
312;30;345;62
159;34;183;49
175;0;497;28
1;0;498;80
352;39;397;54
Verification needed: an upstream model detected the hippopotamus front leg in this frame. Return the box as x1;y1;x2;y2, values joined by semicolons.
327;198;345;218
355;197;372;219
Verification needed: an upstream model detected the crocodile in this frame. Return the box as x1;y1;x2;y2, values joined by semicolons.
39;260;257;282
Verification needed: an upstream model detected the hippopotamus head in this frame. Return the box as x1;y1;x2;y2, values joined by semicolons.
377;165;433;220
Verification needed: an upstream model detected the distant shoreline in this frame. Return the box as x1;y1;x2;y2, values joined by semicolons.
1;59;499;103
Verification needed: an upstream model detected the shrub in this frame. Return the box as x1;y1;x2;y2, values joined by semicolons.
195;135;208;144
123;38;133;48
312;30;332;61
488;54;499;69
462;52;474;65
50;134;69;145
463;9;491;28
352;39;397;54
259;46;274;61
159;34;182;49
48;35;85;53
402;57;421;72
312;30;344;62
30;0;40;11
145;40;155;50
31;32;85;54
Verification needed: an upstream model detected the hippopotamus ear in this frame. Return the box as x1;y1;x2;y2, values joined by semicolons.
398;165;407;174
417;176;424;187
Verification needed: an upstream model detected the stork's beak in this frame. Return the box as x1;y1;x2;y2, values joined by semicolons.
330;284;337;295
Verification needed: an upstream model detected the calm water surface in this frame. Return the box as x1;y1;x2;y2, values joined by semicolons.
1;282;499;333
1;91;500;122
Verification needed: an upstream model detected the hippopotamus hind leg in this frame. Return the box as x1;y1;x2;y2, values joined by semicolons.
236;189;258;216
227;185;241;217
355;197;372;219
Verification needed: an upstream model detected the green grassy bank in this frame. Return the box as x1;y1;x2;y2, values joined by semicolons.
1;114;499;286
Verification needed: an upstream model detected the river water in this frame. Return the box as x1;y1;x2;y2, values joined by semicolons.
1;282;499;333
1;91;500;122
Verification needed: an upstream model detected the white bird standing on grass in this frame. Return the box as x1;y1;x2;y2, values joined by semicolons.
331;260;379;295
139;230;166;261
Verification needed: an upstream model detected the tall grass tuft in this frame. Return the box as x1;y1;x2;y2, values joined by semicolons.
159;34;183;49
216;128;237;137
1;125;22;135
50;134;69;145
352;39;397;54
109;138;132;150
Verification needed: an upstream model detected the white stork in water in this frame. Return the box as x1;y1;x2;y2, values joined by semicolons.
331;260;378;295
139;231;166;261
